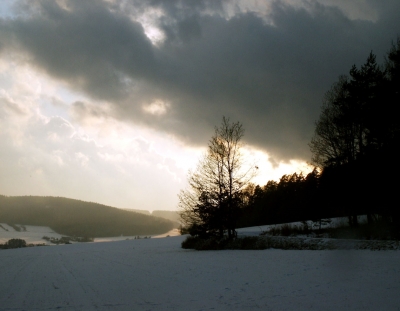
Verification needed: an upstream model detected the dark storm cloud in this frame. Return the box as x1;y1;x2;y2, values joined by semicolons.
1;0;400;161
4;0;156;100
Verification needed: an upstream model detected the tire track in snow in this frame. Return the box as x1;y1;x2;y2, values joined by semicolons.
1;248;94;310
0;250;39;305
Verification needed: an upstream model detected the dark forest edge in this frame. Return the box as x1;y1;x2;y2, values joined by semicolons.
180;37;400;249
0;238;46;250
181;235;400;251
0;195;178;237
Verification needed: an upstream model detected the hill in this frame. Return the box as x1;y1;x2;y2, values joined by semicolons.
152;210;180;223
0;195;176;237
122;208;151;215
122;208;180;223
123;209;180;223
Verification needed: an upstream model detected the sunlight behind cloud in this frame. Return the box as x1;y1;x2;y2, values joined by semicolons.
142;99;170;115
122;3;167;45
0;53;314;210
1;0;393;212
0;57;189;210
240;146;313;187
55;0;72;12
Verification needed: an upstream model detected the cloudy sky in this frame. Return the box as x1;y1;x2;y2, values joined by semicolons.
0;0;399;211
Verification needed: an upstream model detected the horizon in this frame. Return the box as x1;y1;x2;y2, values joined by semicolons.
1;0;399;212
0;193;177;214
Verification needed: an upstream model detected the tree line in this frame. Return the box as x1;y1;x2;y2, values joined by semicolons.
179;38;400;238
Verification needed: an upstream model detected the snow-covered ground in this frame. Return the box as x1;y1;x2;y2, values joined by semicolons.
0;234;399;310
0;223;181;244
0;216;358;244
95;228;181;242
0;223;64;244
236;216;369;237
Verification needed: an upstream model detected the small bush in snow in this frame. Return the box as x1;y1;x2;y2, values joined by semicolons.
1;238;27;249
181;236;269;250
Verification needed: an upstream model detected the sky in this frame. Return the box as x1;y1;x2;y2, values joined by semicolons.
0;0;399;211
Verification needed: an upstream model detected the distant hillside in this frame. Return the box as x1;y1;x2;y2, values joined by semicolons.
122;209;180;223
0;195;176;237
152;210;180;223
122;208;151;215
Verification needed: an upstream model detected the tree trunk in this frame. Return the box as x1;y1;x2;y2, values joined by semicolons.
352;215;358;227
367;213;373;225
348;215;353;227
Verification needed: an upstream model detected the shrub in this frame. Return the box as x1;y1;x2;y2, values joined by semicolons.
178;225;190;235
182;236;225;250
264;223;310;236
181;236;269;250
5;238;27;249
328;220;398;240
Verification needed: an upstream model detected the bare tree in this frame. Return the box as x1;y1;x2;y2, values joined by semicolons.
309;75;352;168
178;117;257;239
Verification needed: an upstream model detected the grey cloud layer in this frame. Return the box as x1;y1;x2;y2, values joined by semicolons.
2;0;400;161
0;106;183;209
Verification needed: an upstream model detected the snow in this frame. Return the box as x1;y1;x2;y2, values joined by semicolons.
1;234;399;310
0;216;355;245
236;216;369;237
94;228;181;242
0;224;181;245
0;223;64;244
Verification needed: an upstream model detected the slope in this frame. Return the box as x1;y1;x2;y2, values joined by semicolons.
0;195;176;237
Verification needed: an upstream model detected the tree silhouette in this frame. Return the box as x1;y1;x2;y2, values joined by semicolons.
309;52;388;169
309;75;351;167
310;41;400;227
179;117;256;239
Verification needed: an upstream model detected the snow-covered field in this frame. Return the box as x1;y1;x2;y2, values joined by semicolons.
0;216;360;244
0;223;64;244
0;223;181;244
1;234;400;310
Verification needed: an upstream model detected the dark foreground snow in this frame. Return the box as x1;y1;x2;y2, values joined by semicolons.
0;235;399;311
